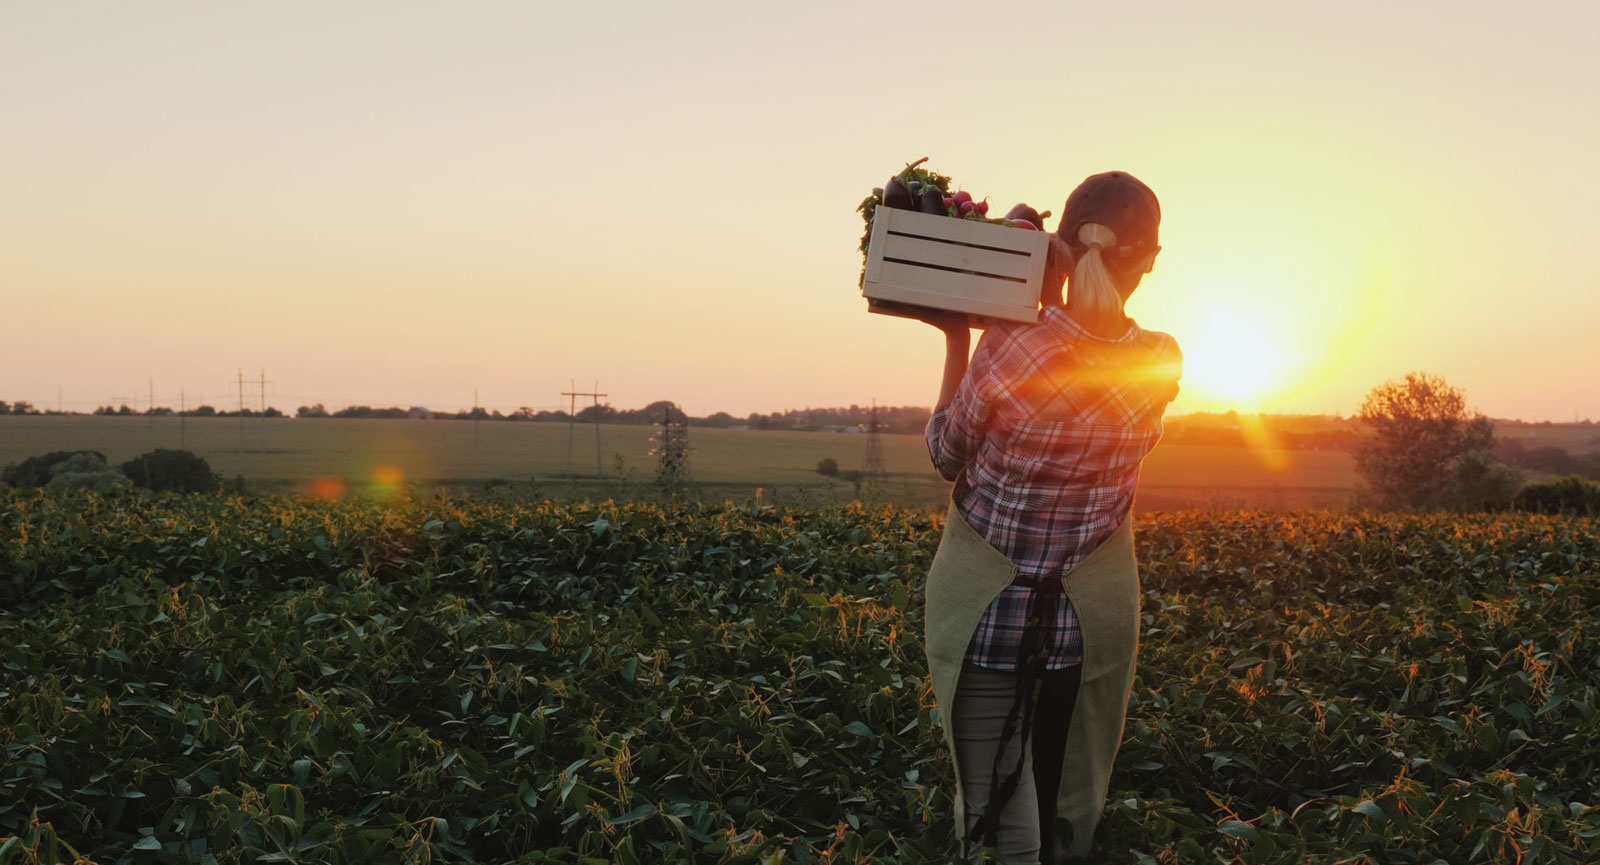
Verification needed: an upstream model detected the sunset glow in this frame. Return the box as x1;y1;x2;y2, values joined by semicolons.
1175;306;1289;410
1;3;1596;421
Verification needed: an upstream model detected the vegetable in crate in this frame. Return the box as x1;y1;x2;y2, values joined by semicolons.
1004;203;1050;229
856;157;953;285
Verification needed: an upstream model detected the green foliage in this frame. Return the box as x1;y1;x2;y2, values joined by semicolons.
1;450;109;488
42;452;130;494
816;458;839;478
119;448;219;493
1515;476;1600;515
1;492;1598;863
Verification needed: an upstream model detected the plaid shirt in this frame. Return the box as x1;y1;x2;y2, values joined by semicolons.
927;306;1182;670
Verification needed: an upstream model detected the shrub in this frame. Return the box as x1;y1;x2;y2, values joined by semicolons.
1513;476;1600;515
2;450;110;488
816;458;839;477
120;449;219;493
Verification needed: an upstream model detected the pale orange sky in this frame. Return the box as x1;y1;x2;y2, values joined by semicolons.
4;1;1597;420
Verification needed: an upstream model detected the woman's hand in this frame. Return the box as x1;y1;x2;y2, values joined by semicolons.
916;307;973;338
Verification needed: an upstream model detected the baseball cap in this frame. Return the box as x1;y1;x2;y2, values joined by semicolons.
1056;171;1161;261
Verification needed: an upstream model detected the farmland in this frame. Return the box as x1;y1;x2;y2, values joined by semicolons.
0;416;1359;509
3;489;1598;863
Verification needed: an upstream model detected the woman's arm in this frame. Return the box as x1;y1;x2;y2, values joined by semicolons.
923;313;989;482
934;316;972;412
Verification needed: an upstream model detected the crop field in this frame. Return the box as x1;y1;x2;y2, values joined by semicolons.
0;416;1359;510
3;489;1598;863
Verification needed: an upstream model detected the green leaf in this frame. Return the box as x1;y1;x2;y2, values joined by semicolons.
133;836;162;850
1351;800;1387;822
609;804;656;826
1217;820;1257;841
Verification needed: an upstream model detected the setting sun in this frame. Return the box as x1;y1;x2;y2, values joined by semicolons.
1175;305;1289;409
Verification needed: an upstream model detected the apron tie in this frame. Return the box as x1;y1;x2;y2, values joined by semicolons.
968;573;1062;851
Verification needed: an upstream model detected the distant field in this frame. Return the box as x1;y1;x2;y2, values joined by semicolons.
1493;421;1600;454
0;416;1359;509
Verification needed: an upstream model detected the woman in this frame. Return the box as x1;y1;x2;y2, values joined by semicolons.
920;171;1182;864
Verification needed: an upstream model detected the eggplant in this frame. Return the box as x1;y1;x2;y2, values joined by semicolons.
920;186;950;215
883;177;916;211
1004;203;1045;229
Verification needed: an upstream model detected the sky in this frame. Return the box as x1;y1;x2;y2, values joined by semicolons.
4;1;1597;420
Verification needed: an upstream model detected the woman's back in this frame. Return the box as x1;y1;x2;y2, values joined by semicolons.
927;305;1182;577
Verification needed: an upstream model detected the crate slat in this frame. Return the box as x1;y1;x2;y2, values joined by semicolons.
881;234;1036;281
875;259;1038;308
878;208;1041;251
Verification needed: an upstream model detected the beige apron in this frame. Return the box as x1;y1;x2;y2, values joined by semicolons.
923;502;1141;860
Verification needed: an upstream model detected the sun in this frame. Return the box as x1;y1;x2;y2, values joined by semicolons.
1178;305;1288;409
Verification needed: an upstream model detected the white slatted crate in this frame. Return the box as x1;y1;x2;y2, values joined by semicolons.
862;207;1050;324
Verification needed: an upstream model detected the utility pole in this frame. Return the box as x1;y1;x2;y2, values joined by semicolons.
474;386;480;450
560;381;608;479
236;369;246;449
259;368;271;453
149;377;155;429
180;388;187;451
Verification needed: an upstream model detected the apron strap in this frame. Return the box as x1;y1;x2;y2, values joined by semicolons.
967;575;1061;849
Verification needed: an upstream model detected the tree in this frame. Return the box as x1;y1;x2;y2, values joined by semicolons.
815;458;839;477
1354;372;1513;511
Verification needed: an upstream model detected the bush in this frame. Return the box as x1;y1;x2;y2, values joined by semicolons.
1;450;109;488
1514;476;1600;515
120;449;219;493
816;458;839;477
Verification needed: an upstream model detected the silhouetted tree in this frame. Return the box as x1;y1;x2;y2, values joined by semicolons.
1354;373;1514;511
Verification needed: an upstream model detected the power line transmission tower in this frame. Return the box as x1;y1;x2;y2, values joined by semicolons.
651;403;692;497
862;400;887;482
560;381;607;479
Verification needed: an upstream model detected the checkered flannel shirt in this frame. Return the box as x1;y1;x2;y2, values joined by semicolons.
926;306;1182;671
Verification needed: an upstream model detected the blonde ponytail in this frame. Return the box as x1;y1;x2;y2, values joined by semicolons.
1069;222;1126;335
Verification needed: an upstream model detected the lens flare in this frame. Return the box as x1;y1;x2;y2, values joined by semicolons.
373;465;404;494
309;477;345;500
1236;413;1289;472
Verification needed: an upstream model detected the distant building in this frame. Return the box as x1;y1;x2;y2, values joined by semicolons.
407;407;435;420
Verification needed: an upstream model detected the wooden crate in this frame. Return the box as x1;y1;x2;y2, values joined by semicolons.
862;207;1050;324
